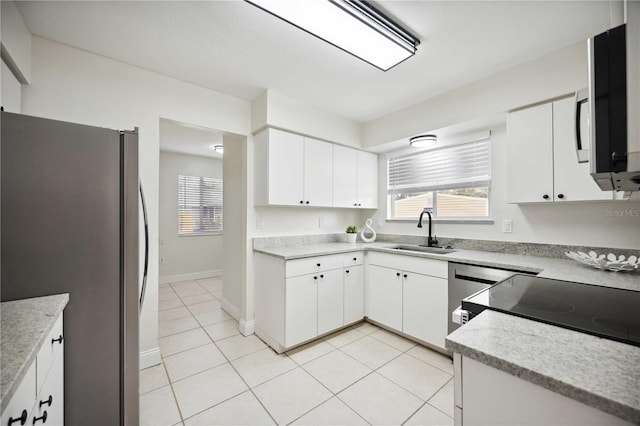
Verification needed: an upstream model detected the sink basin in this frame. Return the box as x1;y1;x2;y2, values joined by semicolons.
389;244;457;255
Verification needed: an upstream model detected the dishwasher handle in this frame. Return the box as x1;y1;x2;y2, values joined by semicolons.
454;273;496;285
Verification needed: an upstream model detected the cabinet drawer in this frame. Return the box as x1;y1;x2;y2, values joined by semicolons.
286;255;343;277
367;251;448;278
342;251;364;267
2;362;36;426
36;314;64;393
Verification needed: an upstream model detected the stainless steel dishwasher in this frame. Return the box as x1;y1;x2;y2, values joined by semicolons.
448;262;532;334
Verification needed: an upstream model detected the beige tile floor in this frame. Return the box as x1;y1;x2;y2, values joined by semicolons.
141;278;454;426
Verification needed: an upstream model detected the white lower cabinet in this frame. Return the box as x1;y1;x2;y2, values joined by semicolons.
343;265;364;325
255;251;364;353
403;273;448;348
366;252;448;350
1;313;64;426
317;269;344;335
367;265;403;330
285;274;319;347
455;355;633;425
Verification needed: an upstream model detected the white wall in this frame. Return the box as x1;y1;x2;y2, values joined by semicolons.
372;123;640;249
221;135;247;328
363;41;587;148
159;151;223;279
252;90;363;148
0;0;31;83
1;60;21;112
22;36;251;368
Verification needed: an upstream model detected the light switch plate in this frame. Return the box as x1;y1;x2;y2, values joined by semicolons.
502;219;513;233
256;217;264;229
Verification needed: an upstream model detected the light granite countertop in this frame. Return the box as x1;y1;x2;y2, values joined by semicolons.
1;294;69;412
445;310;640;424
254;242;640;291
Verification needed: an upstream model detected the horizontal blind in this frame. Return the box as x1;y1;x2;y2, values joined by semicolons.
178;174;223;235
388;139;491;194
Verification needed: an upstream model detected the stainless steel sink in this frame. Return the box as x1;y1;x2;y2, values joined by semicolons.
389;244;457;255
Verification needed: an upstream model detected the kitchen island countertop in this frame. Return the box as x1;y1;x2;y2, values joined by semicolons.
445;310;640;424
1;294;69;412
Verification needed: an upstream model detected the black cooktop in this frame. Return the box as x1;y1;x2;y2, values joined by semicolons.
462;274;640;347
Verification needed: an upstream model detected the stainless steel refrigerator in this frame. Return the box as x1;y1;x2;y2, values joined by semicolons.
1;111;146;425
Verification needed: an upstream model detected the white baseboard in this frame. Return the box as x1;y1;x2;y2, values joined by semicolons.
220;297;241;321
159;269;222;285
139;347;161;369
239;319;255;336
220;297;254;336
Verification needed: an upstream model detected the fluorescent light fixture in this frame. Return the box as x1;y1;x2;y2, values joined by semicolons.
246;0;419;71
210;144;224;154
410;134;437;148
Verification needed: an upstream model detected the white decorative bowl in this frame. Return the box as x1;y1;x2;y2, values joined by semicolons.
565;251;639;272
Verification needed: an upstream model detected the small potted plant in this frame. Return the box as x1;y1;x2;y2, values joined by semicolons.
345;225;358;244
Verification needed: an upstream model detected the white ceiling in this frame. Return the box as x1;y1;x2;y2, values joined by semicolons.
159;119;223;159
17;1;619;124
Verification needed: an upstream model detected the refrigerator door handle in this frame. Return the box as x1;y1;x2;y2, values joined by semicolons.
139;182;149;312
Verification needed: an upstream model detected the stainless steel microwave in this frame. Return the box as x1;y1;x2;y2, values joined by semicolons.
587;2;639;192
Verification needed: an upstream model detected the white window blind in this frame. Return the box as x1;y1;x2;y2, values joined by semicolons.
387;139;491;194
178;174;223;235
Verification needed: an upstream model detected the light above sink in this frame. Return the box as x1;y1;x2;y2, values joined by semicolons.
390;245;457;255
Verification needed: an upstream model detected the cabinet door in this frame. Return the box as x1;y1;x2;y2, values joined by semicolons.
34;347;64;426
552;98;613;201
403;273;448;349
366;265;402;331
332;145;358;207
304;138;333;207
285;274;318;347
357;151;378;208
507;103;554;203
268;129;305;206
317;269;344;335
344;265;364;324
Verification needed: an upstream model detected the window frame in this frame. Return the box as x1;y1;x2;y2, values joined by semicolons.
178;173;223;236
386;137;492;222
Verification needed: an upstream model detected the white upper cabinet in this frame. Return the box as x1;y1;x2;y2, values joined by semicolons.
303;137;333;206
255;127;377;208
507;97;613;203
254;128;332;207
552;98;612;201
333;145;378;208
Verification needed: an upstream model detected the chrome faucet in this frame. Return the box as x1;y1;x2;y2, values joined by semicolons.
417;208;439;247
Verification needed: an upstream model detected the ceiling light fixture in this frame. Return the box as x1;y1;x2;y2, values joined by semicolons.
246;0;419;71
210;144;224;154
409;134;437;148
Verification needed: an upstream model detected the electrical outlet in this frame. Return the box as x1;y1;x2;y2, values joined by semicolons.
159;238;164;245
318;217;324;228
256;217;264;229
502;219;513;233
160;257;165;264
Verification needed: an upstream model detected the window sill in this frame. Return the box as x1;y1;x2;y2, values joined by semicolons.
386;219;494;225
179;232;223;237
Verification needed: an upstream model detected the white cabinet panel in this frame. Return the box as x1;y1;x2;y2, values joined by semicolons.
34;347;64;426
317;269;344;335
285;274;318;347
1;363;36;426
333;145;358;207
304;137;333;207
460;356;633;425
553;98;612;201
367;265;403;330
403;273;448;349
507;103;554;203
357;151;378;208
266;129;305;206
344;265;364;324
